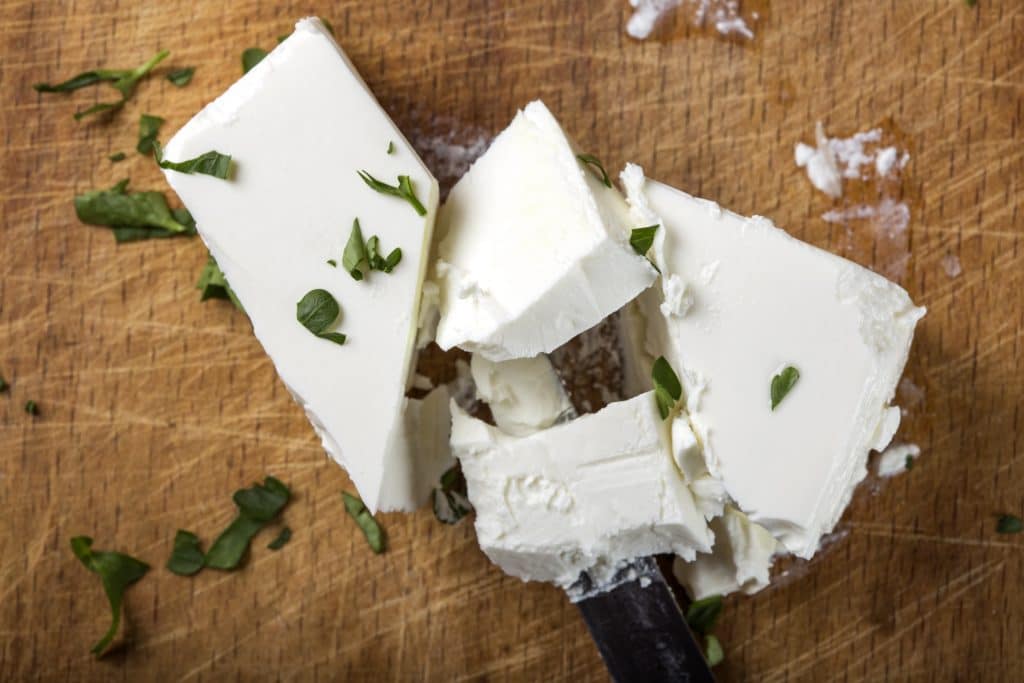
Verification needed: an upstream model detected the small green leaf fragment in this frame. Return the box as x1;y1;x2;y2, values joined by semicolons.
905;455;914;471
297;289;341;332
705;634;724;667
386;140;395;154
357;170;427;216
326;259;337;267
342;219;368;281
156;145;232;179
109;152;126;162
576;153;612;188
319;17;335;35
196;255;243;310
136;114;164;154
770;365;800;410
997;515;1022;534
651;356;682;420
242;48;268;74
70;536;150;657
685;594;723;635
629;225;659;255
24;400;39;415
166;530;205;576
166;67;195;87
342;492;385;553
204;477;290;570
0;375;7;392
267;527;292;550
75;185;193;239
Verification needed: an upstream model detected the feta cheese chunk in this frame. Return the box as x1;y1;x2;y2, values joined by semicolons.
383;386;455;508
673;506;781;600
161;18;439;513
469;354;573;436
432;100;657;361
451;392;712;589
623;166;925;558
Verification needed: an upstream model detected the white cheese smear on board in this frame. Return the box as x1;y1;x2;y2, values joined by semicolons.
626;0;757;41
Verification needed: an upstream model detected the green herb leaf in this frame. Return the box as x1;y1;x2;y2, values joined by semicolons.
155;144;232;179
630;225;659;255
576;153;612;188
342;219;368;281
905;455;914;471
965;0;977;6
73;101;124;121
326;259;337;267
69;536;150;657
267;527;292;550
0;375;7;392
204;477;290;570
35;50;169;120
357;170;427;216
166;67;195;87
386;141;395;155
770;366;800;410
166;530;205;576
342;492;385;553
242;48;268;74
24;400;39;415
75;183;195;239
652;356;682;420
296;289;346;345
705;634;724;667
432;466;473;525
196;255;243;310
685;594;723;635
342;219;402;279
997;514;1022;534
136;114;164;155
109;152;126;162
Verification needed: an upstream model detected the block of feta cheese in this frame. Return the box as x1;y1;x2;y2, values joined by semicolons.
451;391;712;590
469;354;574;436
673;506;781;600
620;165;925;558
431;100;658;361
161;18;439;512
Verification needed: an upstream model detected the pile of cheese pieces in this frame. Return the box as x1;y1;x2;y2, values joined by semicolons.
164;19;925;600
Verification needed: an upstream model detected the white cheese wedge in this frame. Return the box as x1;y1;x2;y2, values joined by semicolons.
673;506;781;600
469;354;573;436
451;391;712;589
432;100;657;361
161;18;439;513
622;165;924;558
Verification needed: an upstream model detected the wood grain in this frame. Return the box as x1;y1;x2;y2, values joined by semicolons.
1;1;1021;680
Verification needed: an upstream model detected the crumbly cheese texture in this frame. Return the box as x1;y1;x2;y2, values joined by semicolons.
470;354;573;436
432;100;657;361
673;506;781;600
161;18;439;513
452;392;712;589
621;166;925;558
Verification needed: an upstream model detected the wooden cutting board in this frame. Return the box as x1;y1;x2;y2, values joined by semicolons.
2;1;1021;680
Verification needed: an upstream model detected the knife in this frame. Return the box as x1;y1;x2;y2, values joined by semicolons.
572;557;716;683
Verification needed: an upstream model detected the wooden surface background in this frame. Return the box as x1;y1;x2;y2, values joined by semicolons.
2;1;1022;680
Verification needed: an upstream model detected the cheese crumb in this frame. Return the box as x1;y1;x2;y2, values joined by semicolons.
876;442;921;477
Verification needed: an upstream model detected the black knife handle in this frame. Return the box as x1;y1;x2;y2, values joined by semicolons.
575;557;716;683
